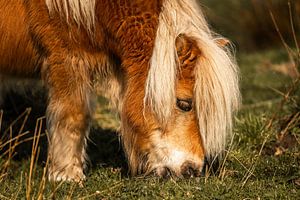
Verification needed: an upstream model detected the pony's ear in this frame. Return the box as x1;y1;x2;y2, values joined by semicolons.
176;34;201;71
215;38;230;47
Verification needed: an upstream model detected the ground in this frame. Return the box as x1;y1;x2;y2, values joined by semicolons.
0;49;299;199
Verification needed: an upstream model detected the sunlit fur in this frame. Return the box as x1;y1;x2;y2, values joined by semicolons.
46;0;96;32
0;0;240;182
122;34;207;176
145;0;240;158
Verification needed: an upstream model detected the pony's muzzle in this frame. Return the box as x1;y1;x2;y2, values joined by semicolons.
180;161;202;178
153;161;202;178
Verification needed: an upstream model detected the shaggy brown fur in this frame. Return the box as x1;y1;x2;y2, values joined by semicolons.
0;0;239;182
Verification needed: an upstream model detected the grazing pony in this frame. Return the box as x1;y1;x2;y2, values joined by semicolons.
0;0;240;182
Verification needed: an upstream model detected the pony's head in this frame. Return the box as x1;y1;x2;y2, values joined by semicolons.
119;0;240;178
120;34;239;178
120;35;202;177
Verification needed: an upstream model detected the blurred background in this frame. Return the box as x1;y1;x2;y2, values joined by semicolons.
201;0;300;51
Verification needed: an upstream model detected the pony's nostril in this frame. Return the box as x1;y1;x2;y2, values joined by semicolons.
182;167;193;178
180;162;201;178
155;167;172;178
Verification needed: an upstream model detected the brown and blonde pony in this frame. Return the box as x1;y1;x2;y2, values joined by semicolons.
0;0;240;182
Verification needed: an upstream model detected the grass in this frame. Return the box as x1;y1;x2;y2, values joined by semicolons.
0;48;300;199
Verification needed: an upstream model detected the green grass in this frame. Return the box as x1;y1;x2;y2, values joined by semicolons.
0;49;299;199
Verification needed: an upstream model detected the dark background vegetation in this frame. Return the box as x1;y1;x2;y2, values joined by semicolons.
202;0;300;51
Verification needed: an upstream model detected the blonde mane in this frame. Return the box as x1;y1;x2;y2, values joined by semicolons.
145;0;240;158
46;0;95;32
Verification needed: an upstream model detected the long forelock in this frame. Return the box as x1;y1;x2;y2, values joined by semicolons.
145;0;240;158
194;36;240;158
145;0;210;124
46;0;96;32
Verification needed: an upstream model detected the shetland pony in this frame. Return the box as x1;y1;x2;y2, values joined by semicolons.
0;0;240;182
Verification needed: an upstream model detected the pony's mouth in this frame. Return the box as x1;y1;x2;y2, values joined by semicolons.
139;160;204;179
150;161;203;178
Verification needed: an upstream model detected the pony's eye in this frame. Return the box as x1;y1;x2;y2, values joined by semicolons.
176;98;193;112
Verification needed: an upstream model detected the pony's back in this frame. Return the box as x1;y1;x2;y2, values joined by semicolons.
0;1;42;76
